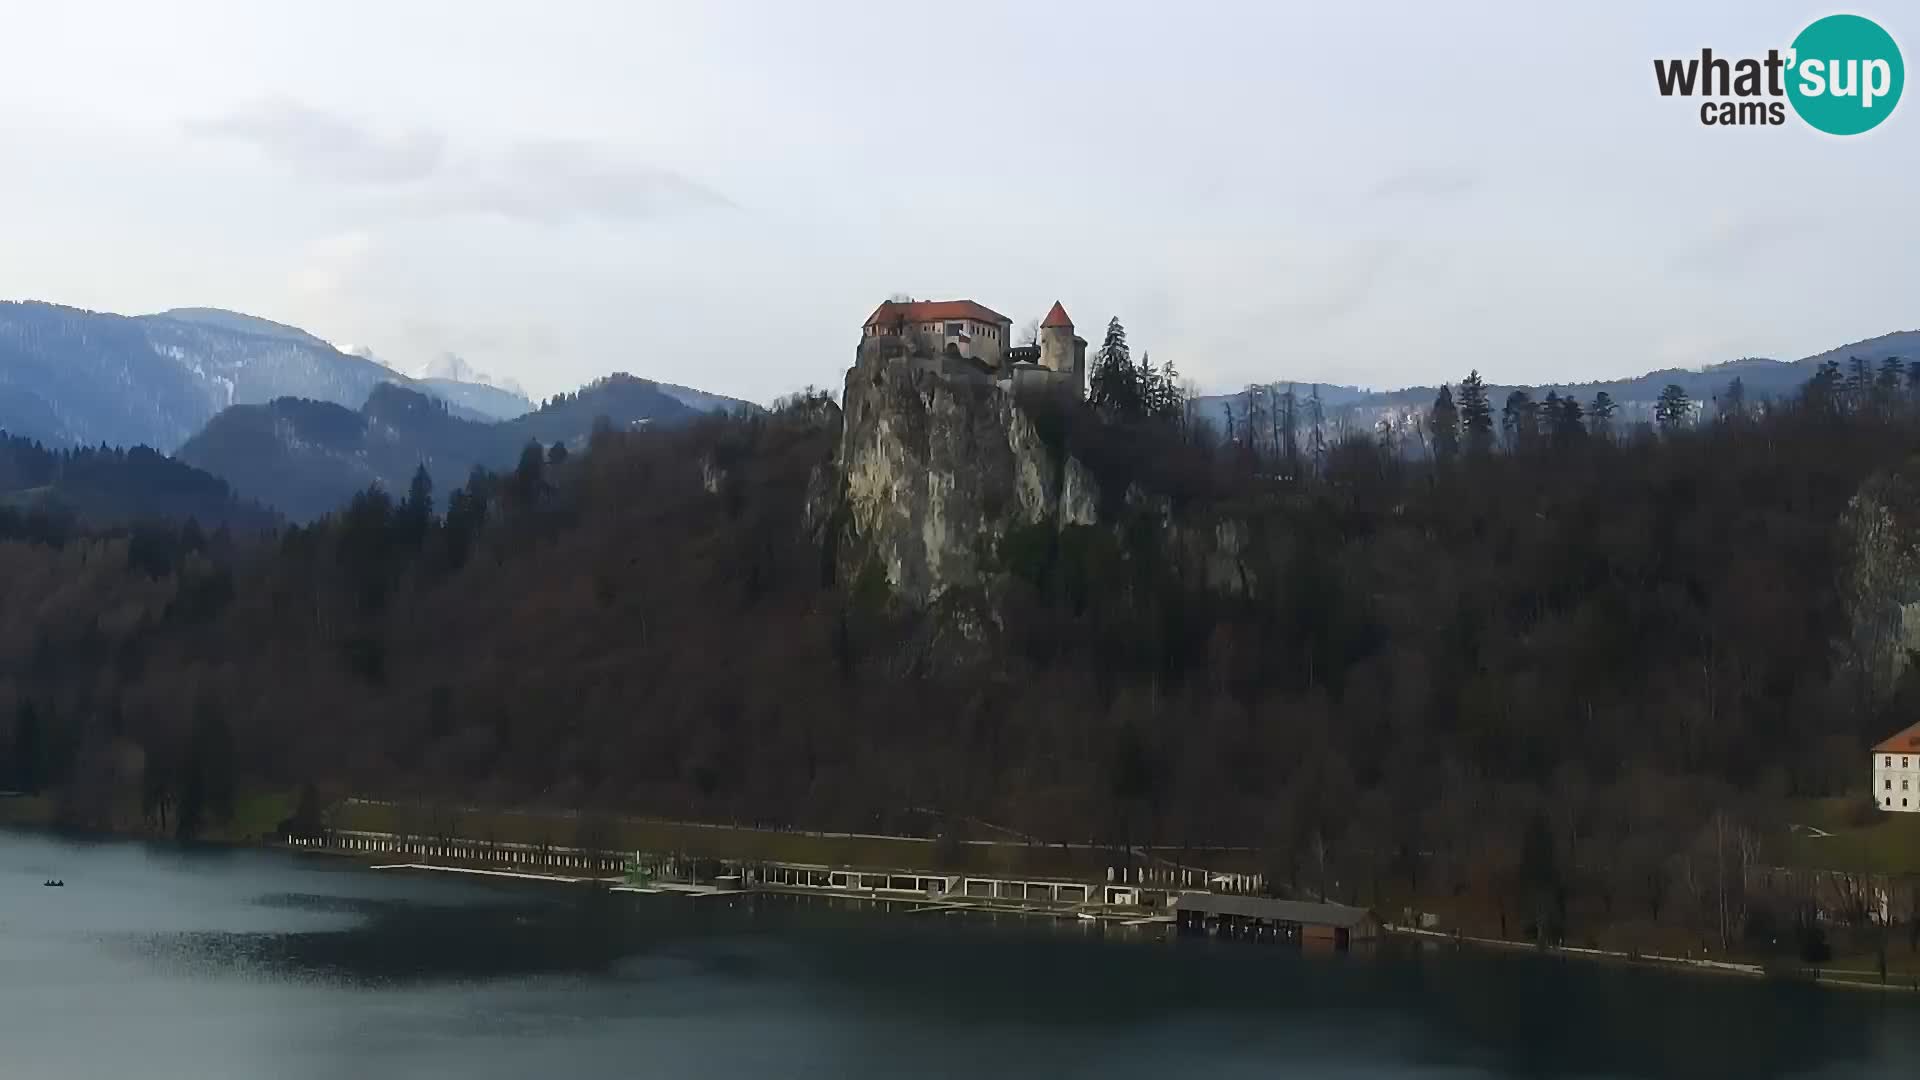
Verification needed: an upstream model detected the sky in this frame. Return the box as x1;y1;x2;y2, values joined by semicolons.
0;1;1915;404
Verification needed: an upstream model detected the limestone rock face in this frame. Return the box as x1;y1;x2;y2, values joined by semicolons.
831;354;1094;604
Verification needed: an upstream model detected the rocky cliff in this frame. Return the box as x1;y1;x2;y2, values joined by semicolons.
818;348;1099;605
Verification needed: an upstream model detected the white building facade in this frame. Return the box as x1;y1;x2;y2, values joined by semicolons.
1873;720;1920;812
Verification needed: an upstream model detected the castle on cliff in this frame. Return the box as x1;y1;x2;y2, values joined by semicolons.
859;298;1087;397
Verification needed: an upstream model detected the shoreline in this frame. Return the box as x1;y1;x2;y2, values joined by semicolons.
1387;924;1920;993
8;817;1915;993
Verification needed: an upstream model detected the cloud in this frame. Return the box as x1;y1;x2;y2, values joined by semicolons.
432;139;733;225
194;97;444;183
1367;167;1478;202
194;98;729;225
1669;208;1818;275
289;229;375;298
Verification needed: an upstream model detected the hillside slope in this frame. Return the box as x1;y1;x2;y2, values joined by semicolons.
178;375;703;520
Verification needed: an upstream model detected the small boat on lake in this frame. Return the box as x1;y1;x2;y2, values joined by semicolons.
42;880;63;887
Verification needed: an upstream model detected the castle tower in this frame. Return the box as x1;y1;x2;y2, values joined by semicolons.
1038;301;1086;394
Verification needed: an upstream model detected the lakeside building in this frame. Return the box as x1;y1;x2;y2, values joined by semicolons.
1875;720;1920;812
1172;893;1382;950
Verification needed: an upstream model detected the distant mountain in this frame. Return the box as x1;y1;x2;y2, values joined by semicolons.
157;307;336;351
418;377;533;421
177;375;703;521
1193;330;1920;432
0;302;525;448
0;430;277;532
653;380;758;415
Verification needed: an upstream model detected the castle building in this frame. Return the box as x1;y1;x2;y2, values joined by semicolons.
860;297;1086;396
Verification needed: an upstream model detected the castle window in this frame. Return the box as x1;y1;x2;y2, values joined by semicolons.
946;322;962;336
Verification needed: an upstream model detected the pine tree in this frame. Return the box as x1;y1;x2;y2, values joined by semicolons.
402;465;434;546
1501;390;1537;451
1155;355;1184;422
1586;392;1618;437
1876;357;1905;405
1719;376;1747;422
1655;384;1693;430
1548;392;1584;446
1088;318;1142;417
1429;385;1460;462
1846;355;1873;408
1807;359;1844;413
1457;371;1494;455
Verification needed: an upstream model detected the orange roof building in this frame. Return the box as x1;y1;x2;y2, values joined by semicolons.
860;297;1086;396
1873;720;1920;813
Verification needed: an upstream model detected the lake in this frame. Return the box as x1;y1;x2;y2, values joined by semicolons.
2;828;1915;1079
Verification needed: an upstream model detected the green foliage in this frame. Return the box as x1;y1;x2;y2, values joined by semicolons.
1457;370;1494;455
1087;319;1186;424
1655;384;1693;429
1429;385;1460;461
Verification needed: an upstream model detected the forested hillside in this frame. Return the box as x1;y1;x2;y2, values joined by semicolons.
0;433;276;533
3;364;1919;937
177;376;710;520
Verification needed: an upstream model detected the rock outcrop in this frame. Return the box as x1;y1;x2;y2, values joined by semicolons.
823;345;1098;604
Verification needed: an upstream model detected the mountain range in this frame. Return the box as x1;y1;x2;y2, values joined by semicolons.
0;299;758;522
1191;330;1920;431
178;375;717;520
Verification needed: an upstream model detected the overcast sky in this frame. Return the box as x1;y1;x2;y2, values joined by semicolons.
1;1;1913;403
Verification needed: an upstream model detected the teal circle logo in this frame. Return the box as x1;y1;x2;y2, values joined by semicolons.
1787;14;1903;134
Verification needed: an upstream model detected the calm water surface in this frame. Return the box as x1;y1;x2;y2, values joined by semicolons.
1;828;1915;1079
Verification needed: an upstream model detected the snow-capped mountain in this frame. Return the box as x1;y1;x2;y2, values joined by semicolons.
0;302;512;449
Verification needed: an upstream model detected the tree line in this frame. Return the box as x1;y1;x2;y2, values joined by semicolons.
1;362;1918;958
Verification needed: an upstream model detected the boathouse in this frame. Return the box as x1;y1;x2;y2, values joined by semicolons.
1173;893;1381;949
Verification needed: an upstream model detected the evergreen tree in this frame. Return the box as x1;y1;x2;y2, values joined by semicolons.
1876;357;1905;404
1845;355;1873;409
1587;391;1618;438
1655;384;1693;430
1545;392;1584;447
1720;376;1747;421
1457;371;1494;455
513;441;547;505
1806;359;1844;414
401;465;434;547
1502;390;1537;451
1429;385;1460;462
1088;318;1142;418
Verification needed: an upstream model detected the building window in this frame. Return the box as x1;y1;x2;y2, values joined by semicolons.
1906;757;1912;769
1889;756;1895;766
946;322;962;336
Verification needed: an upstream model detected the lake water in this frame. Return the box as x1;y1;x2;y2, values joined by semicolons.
2;829;1916;1079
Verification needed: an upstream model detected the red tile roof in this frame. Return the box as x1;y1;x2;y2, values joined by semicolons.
864;299;1011;328
1875;720;1920;753
1041;301;1074;329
